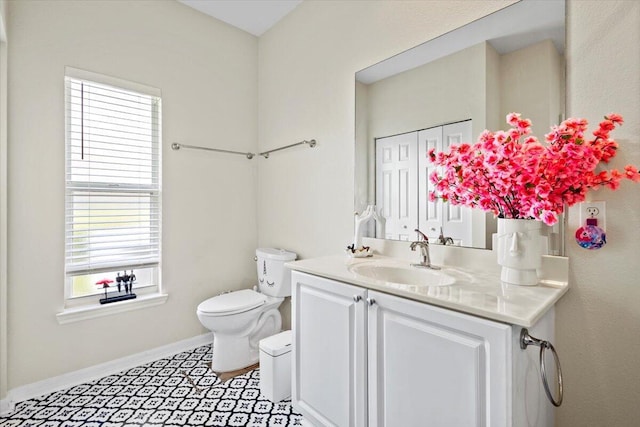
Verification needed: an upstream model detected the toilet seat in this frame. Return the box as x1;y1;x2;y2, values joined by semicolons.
198;289;266;316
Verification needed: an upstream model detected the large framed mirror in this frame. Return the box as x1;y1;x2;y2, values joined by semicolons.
355;0;565;254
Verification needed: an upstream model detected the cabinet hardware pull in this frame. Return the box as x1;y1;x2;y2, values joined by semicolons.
520;328;563;407
366;297;376;306
353;295;362;302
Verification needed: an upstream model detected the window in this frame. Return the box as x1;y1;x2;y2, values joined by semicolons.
64;68;161;300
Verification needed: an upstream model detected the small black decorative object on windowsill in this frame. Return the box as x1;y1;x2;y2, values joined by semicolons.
97;270;137;305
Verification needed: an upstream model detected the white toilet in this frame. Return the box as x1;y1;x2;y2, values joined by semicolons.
197;248;297;372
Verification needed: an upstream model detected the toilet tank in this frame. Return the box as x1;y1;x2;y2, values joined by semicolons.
256;248;297;297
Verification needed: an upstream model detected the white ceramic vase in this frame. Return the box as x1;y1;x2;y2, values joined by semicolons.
496;218;543;286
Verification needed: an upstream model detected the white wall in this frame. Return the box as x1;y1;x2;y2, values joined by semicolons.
0;0;8;403
7;0;258;389
559;1;640;425
258;0;640;425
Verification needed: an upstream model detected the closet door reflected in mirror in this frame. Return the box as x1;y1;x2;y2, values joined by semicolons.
375;120;492;247
375;132;417;241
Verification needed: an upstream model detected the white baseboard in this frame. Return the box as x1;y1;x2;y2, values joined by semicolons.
0;398;12;416
0;333;212;415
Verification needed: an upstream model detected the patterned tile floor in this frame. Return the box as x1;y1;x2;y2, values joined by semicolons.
0;345;305;426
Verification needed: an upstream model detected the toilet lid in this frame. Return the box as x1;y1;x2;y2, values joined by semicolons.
198;289;267;315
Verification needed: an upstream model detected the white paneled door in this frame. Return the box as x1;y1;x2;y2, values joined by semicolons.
418;120;476;246
417;126;442;243
376;120;479;245
375;132;418;241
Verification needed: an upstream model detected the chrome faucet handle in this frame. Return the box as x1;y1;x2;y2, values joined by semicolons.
414;228;429;242
437;227;454;245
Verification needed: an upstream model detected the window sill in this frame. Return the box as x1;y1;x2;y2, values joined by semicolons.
56;293;168;324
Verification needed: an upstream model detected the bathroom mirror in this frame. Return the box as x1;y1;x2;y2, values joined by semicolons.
355;0;565;254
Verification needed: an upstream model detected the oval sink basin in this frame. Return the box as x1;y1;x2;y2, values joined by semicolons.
349;264;456;287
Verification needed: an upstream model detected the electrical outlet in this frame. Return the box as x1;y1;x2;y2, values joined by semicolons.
579;201;606;231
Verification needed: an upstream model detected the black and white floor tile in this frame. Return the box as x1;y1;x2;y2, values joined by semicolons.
0;345;304;426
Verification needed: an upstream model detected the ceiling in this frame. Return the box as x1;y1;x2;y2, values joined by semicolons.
179;0;303;36
356;0;564;84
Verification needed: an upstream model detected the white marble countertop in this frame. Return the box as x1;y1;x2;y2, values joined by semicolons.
287;254;569;327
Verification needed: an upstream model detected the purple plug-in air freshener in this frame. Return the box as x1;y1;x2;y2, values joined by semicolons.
575;218;606;249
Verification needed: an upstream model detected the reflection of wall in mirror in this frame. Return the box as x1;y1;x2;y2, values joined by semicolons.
500;39;565;142
355;80;373;237
358;39;564;252
364;41;492;166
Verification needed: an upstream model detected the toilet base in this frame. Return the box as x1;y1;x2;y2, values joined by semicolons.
209;308;282;372
210;334;260;372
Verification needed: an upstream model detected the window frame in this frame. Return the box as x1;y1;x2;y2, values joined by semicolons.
63;67;162;304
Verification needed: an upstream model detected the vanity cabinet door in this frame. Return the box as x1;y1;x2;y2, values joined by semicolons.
292;272;368;427
367;290;511;427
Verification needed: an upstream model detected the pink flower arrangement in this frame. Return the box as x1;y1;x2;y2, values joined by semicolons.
428;113;640;226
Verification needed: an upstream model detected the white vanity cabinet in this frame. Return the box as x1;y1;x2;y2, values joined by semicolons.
292;271;368;427
291;271;556;427
367;289;510;427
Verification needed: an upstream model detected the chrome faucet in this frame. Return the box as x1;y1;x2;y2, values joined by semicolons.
437;227;454;245
410;229;440;269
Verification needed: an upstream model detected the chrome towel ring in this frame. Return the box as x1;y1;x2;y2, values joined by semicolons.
520;328;564;407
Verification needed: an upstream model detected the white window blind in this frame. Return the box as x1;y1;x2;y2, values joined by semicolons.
65;72;161;277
